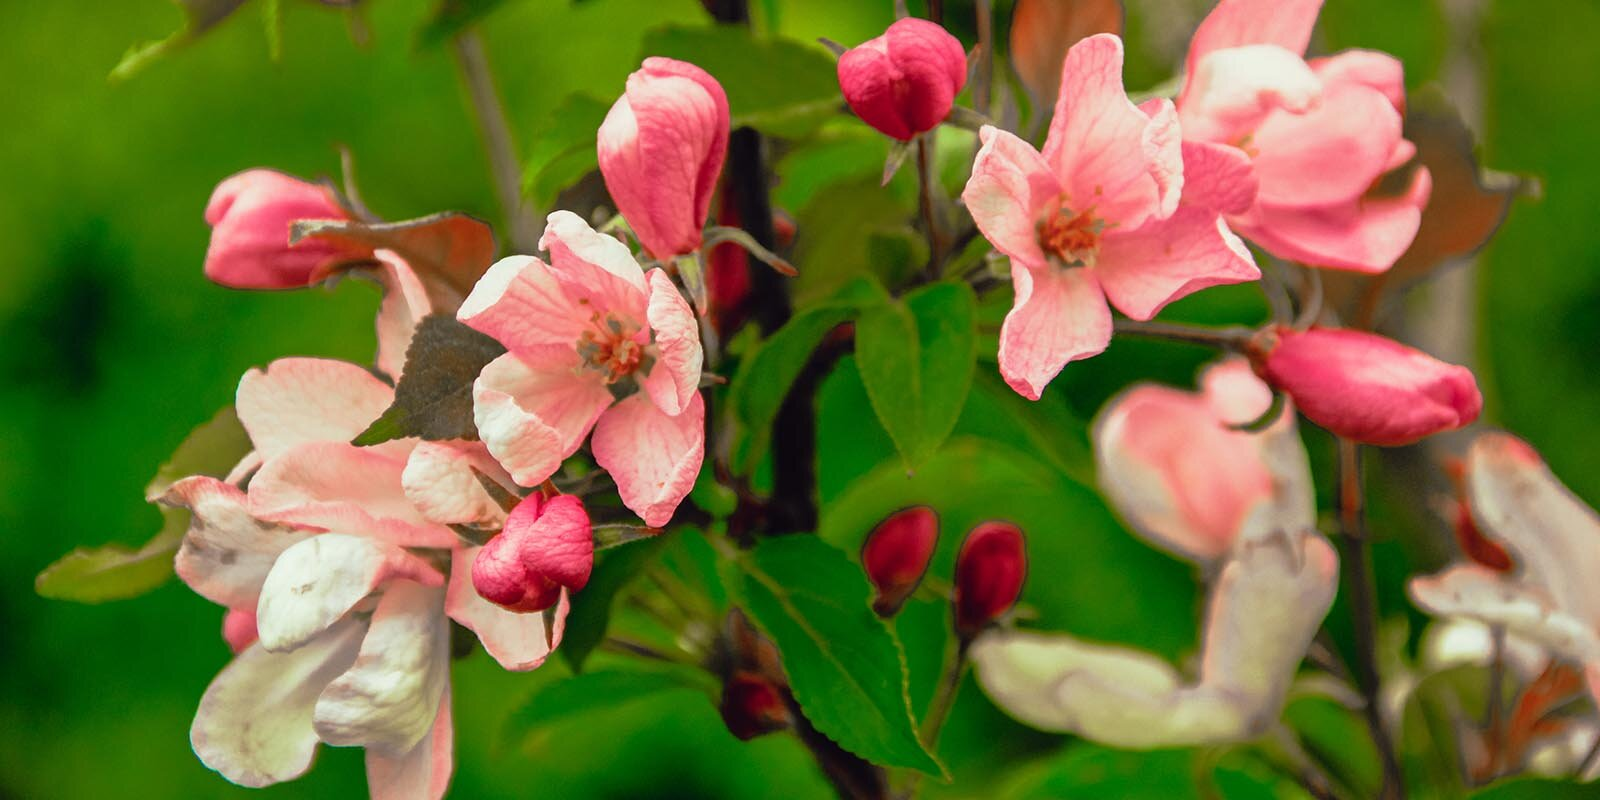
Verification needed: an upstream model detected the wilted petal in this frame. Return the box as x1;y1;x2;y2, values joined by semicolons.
639;268;703;416
472;352;614;488
539;210;648;322
963;125;1063;272
366;686;453;800
315;582;450;756
249;442;456;548
236;358;395;460
374;250;433;381
401;441;508;528
256;533;442;653
446;548;569;671
191;618;364;788
166;476;313;610
456;255;585;358
1095;207;1259;321
592;391;705;527
1409;565;1600;664
998;264;1111;401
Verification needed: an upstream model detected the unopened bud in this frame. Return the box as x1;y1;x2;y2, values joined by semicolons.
837;18;967;141
720;670;793;740
953;522;1027;639
861;506;939;616
472;494;594;613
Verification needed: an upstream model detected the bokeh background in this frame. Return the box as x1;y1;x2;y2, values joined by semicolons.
2;0;1596;797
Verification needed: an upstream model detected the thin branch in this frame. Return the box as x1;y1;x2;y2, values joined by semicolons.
452;30;541;253
1112;318;1254;350
916;132;946;281
973;0;995;117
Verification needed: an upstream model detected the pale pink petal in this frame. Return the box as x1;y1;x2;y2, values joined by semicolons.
1199;358;1276;427
223;608;260;653
1095;207;1259;321
1178;44;1321;143
1044;34;1169;230
1251;85;1404;208
456;255;585;359
366;686;453;800
1310;49;1405;110
401;441;508;528
190;618;364;788
165;476;314;610
447;549;569;671
236;358;394;460
1409;565;1600;664
1198;528;1339;693
638;268;703;416
998;264;1112;401
255;533;443;652
249;442;456;548
1234;166;1432;273
1139;98;1185;219
962;125;1063;272
592;391;705;527
472;352;614;487
374;250;433;381
1180;141;1258;215
1181;0;1323;101
539;210;648;322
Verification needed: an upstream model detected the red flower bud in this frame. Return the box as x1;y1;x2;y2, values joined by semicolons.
203;169;369;289
719;670;793;740
1249;326;1482;447
472;494;594;613
861;506;939;616
953;522;1027;638
837;18;968;141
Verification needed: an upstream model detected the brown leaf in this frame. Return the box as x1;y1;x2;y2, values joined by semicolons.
354;314;506;445
1009;0;1124;106
293;212;497;312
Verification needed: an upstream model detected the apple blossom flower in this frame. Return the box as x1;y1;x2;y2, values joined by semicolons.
1176;0;1432;272
598;58;729;261
962;34;1259;400
203;169;372;289
953;522;1027;639
971;360;1338;747
458;210;705;527
861;506;939;616
837;18;968;142
1247;326;1482;446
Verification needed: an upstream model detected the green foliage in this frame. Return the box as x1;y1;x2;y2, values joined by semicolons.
996;743;1201;800
521;93;611;210
502;665;716;749
415;0;512;49
560;533;671;672
110;0;254;82
637;24;841;138
354;314;506;445
721;535;942;774
855;281;977;470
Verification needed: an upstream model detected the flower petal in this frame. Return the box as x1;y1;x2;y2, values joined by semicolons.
963;125;1064;272
539;210;648;322
592;391;705;527
998;264;1111;401
1310;49;1405;110
446;549;569;671
1179;140;1258;215
1095;207;1259;321
315;581;450;756
166;476;313;610
1179;44;1321;143
472;352;614;488
256;533;442;652
366;686;454;800
190;618;364;788
1409;565;1600;664
1234;165;1432;273
1200;529;1340;697
639;268;703;416
249;442;456;548
1181;0;1323;101
236;358;395;460
456;255;585;358
1251;84;1404;208
401;441;508;528
374;250;433;381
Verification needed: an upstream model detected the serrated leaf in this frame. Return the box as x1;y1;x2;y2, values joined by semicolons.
503;666;713;749
353;314;505;445
414;0;509;49
638;25;841;139
521;93;610;210
723;536;941;774
560;534;671;672
855;282;977;469
110;0;253;83
291;211;497;310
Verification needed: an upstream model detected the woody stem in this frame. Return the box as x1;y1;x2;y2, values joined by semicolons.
917;133;946;281
1111;318;1253;350
452;30;541;253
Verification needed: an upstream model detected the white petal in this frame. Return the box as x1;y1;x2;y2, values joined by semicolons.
165;476;312;609
256;534;442;652
1409;565;1600;664
366;686;454;800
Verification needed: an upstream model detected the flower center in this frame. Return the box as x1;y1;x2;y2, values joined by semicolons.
1039;206;1103;267
576;312;655;384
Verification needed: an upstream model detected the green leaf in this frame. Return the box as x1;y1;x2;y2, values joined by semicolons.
291;211;497;309
722;536;941;774
560;534;671;673
997;744;1201;800
414;0;510;49
353;314;506;445
855;281;977;469
637;25;841;139
521;93;610;210
145;404;251;499
110;0;252;83
503;666;713;748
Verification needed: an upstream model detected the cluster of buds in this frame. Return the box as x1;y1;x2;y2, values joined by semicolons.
860;507;1028;642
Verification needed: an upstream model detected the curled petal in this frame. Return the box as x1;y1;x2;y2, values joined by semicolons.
1095;207;1259;322
401;441;508;528
447;547;568;671
166;476;313;610
457;255;586;358
592;391;705;527
1409;565;1600;665
1234;164;1432;273
374;250;433;381
1179;141;1258;215
639;269;703;416
256;534;442;653
471;352;614;488
539;210;648;322
998;264;1111;401
1251;84;1404;208
962;126;1063;273
236;358;395;460
249;442;456;548
1311;49;1406;110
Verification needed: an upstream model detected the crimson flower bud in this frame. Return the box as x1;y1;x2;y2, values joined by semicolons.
953;522;1027;639
861;506;939;616
221;608;258;654
203;169;369;289
837;18;968;141
1249;326;1482;447
472;494;594;613
720;670;793;740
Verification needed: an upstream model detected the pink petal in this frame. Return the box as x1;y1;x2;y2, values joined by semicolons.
639;268;704;416
1310;49;1405;111
236;358;395;460
315;582;450;757
471;524;561;613
1181;0;1323;103
1044;34;1173;230
166;476;313;610
249;442;456;548
1179;141;1258;215
1199;358;1277;427
401;441;509;528
367;686;454;800
456;255;585;359
1178;44;1321;144
539;210;648;322
592;391;706;528
998;264;1112;401
472;352;614;487
190;618;364;788
447;547;569;671
374;250;433;381
1251;84;1404;208
1095;206;1259;321
255;533;443;652
511;494;595;591
222;608;260;654
202;169;364;290
1234;165;1432;273
962;125;1063;272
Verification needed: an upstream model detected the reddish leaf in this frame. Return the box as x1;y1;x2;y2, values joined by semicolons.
293;212;497;311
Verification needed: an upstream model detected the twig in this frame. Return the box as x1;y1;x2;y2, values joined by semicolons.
916;133;946;281
602;636;692;666
1483;625;1507;778
973;0;995;118
452;30;541;253
1112;318;1253;350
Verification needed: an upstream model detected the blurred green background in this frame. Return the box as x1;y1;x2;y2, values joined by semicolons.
2;0;1596;797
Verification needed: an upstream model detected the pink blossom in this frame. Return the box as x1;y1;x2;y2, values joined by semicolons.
1176;0;1431;273
1249;326;1482;446
459;210;706;527
203;169;371;289
472;494;594;613
861;506;939;616
962;34;1259;400
598;58;729;261
1094;359;1313;563
837;18;968;141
